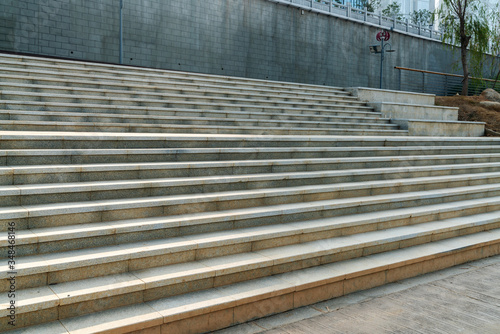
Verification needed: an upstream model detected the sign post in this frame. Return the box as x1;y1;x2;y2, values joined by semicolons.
376;30;391;89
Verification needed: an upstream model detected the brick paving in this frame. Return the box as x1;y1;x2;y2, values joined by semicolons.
215;254;500;334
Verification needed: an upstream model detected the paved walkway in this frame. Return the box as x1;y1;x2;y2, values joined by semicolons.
214;254;500;334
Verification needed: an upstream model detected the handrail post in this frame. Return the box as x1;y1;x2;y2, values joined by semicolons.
364;7;367;21
398;67;401;90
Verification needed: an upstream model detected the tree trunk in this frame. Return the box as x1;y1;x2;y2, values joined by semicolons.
494;67;500;90
461;44;469;95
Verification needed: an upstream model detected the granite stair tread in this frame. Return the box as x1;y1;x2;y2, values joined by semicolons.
2;169;500;207
0;120;403;136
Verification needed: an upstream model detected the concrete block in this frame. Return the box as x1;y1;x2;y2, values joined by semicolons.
348;87;435;105
406;120;485;137
369;102;459;121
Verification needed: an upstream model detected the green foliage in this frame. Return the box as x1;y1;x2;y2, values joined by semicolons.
438;0;499;95
410;9;433;26
382;1;404;21
359;0;381;12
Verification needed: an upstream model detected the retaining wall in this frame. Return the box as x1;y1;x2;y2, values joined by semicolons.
0;0;464;90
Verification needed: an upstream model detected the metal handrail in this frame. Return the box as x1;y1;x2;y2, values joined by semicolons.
395;66;500;96
395;66;498;83
269;0;443;41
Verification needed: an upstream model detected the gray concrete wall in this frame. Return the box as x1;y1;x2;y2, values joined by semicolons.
0;0;462;91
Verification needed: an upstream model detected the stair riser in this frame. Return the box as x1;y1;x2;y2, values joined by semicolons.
2;149;500;166
3;173;500;207
2;222;499;333
3;158;499;186
0;111;392;125
0;162;500;185
2;135;500;150
0;122;399;134
0;107;383;122
0;101;371;116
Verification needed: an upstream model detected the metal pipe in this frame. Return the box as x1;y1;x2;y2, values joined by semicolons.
380;38;384;89
119;0;123;64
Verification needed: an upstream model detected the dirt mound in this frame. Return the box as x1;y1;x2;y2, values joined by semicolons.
435;94;500;136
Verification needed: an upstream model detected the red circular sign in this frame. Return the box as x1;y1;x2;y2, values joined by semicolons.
376;31;391;42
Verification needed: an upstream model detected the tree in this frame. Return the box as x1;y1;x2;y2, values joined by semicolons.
382;1;404;21
410;9;433;26
359;0;381;12
438;0;496;95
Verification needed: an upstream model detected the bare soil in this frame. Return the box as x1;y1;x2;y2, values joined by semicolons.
435;95;500;136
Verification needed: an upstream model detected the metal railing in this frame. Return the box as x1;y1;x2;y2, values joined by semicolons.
270;0;443;41
395;66;500;96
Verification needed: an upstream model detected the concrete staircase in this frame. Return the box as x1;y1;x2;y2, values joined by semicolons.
1;53;500;334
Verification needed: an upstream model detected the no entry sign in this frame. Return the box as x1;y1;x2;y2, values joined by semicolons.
376;30;391;42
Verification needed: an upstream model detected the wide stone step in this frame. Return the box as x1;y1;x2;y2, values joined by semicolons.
0;100;375;117
0;82;360;105
56;229;497;334
0;73;353;100
3;180;500;233
0;94;371;116
2;52;500;334
3;184;500;259
0;91;369;111
2;157;500;185
0;63;347;96
1;131;499;150
3;147;500;166
2;222;499;332
0;103;382;122
2;169;500;207
7;227;497;334
0;109;392;126
0;120;403;136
